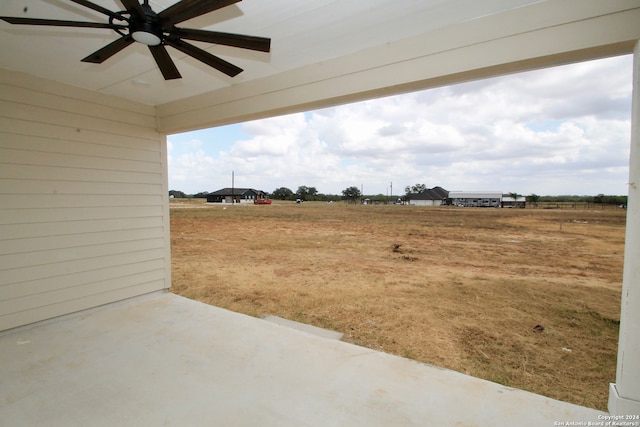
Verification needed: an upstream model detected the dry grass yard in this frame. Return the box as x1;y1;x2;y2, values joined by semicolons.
170;199;626;411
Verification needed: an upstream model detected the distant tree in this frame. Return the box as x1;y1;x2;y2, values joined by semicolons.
296;185;318;201
316;193;341;202
606;195;627;206
540;195;587;203
405;183;427;195
507;192;523;208
193;191;209;199
342;186;361;203
373;193;387;203
594;194;627;206
169;190;186;198
272;187;294;200
527;193;541;207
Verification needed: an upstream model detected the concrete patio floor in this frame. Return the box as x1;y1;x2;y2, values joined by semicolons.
1;291;606;426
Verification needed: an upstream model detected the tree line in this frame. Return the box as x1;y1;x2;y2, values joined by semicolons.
170;185;374;203
169;186;627;206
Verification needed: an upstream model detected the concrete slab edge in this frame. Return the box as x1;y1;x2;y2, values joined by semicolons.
260;315;344;340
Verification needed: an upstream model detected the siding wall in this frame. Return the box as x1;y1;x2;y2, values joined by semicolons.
0;70;170;331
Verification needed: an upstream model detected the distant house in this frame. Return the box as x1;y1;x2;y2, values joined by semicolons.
206;188;269;204
501;195;527;208
407;186;448;206
448;191;503;207
362;198;383;205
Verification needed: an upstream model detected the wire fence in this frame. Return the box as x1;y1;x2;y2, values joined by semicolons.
532;202;625;210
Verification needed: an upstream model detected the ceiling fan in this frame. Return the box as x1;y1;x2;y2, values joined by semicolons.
0;0;271;80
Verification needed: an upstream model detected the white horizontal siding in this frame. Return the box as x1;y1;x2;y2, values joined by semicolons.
2;145;161;174
0;216;163;240
0;71;170;331
0;205;163;224
1;281;165;333
0;117;160;154
0;248;166;288
0;163;160;184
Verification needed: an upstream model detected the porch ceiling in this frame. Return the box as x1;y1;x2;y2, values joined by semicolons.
0;0;537;105
1;1;640;133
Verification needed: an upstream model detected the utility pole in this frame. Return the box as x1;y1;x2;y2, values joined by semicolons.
231;170;234;204
390;181;393;201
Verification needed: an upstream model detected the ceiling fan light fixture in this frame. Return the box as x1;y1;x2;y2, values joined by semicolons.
130;20;161;46
132;30;161;46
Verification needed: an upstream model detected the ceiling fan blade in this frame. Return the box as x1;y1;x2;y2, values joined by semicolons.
149;45;182;80
165;37;242;77
159;0;240;26
69;0;121;20
171;28;270;52
119;0;146;20
81;36;134;63
0;16;124;29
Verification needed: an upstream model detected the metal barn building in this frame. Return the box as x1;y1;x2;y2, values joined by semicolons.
449;191;503;207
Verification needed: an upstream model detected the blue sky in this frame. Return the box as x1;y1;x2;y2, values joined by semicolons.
168;55;633;196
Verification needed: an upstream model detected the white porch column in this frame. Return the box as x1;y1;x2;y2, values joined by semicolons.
609;41;640;416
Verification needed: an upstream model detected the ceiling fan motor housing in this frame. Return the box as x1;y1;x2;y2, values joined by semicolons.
130;3;162;46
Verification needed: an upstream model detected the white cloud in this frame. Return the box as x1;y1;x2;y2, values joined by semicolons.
168;55;633;196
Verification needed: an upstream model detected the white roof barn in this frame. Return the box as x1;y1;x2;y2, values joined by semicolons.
449;191;503;207
449;191;504;200
1;1;639;423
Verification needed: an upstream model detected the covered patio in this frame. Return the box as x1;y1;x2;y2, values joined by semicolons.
1;1;640;424
0;292;606;426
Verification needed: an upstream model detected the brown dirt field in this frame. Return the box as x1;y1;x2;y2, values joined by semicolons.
170;199;626;411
